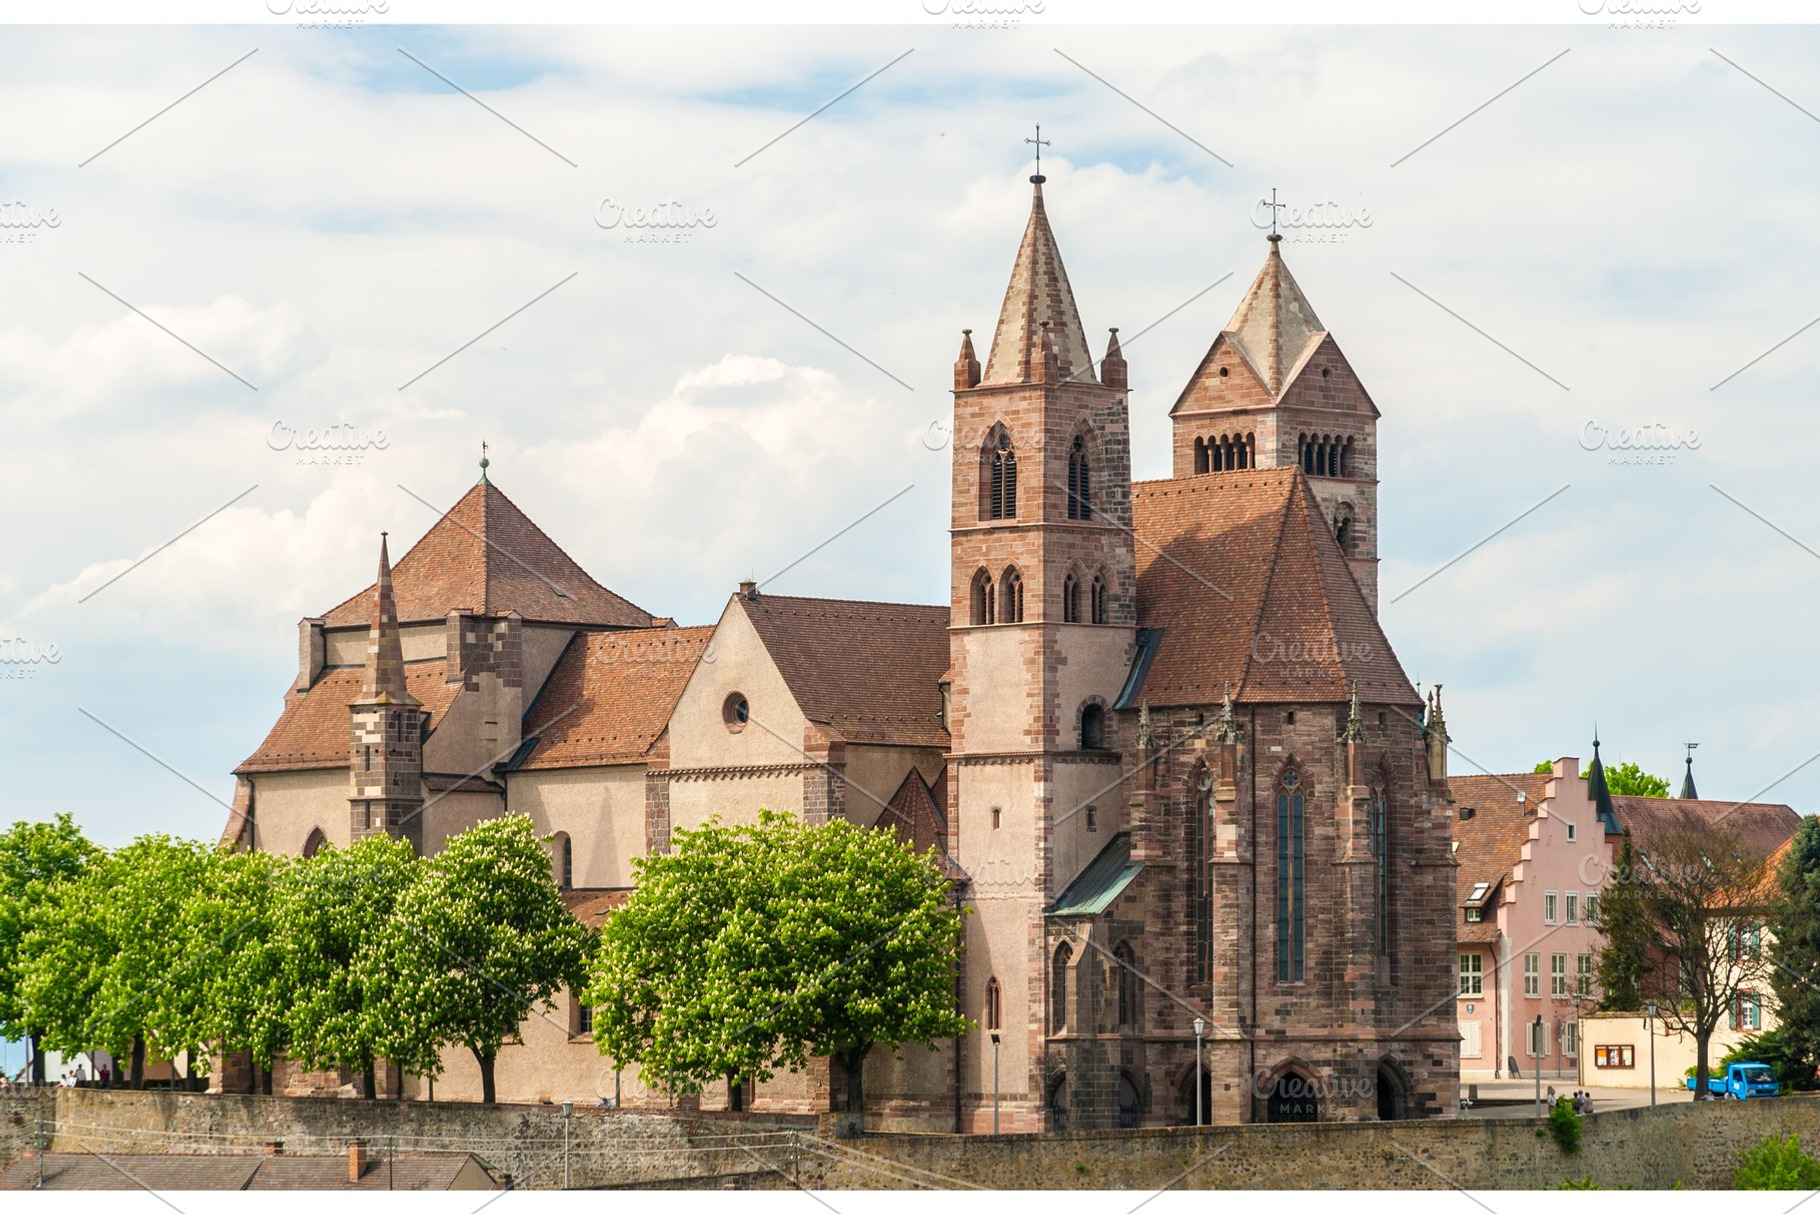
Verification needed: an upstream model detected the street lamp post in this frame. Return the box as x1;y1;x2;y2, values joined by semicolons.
1193;1018;1206;1127
990;1033;1001;1135
1533;1015;1544;1119
1646;1002;1657;1107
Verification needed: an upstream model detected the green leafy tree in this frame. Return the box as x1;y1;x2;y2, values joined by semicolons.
1736;1134;1820;1190
1593;834;1648;1013
375;815;588;1104
1548;1096;1582;1154
277;835;418;1098
19;835;215;1087
1535;759;1670;796
182;849;293;1083
1769;814;1820;1089
590;811;968;1127
0;814;100;1085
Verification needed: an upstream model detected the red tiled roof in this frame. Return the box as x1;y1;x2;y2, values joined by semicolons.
878;766;965;881
1613;796;1799;862
739;594;951;748
1449;772;1548;943
1129;467;1419;708
517;626;715;769
321;483;652;628
563;887;632;925
237;660;462;773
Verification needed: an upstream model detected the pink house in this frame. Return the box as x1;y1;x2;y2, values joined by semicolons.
1452;753;1618;1083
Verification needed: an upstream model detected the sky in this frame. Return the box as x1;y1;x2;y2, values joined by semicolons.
2;20;1819;847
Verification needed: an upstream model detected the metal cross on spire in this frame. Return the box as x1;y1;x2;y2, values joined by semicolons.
1026;123;1051;183
1264;187;1285;237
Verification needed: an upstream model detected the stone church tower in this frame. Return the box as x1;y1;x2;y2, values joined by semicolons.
347;534;426;852
946;171;1140;1131
1168;234;1381;610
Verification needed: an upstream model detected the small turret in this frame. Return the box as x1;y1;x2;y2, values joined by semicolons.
954;329;981;390
1101;327;1127;391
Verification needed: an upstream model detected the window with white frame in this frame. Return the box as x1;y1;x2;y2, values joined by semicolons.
1566;822;1577;841
1551;953;1568;998
1733;991;1763;1031
1544;892;1558;925
1576;953;1595;999
1524;953;1540;997
1566;892;1579;925
1528;1018;1548;1057
1459;951;1483;996
1561;1021;1578;1057
1585;893;1600;926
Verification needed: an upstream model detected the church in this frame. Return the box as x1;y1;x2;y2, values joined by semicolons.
222;168;1460;1129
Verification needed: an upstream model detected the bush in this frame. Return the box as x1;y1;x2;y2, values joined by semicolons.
1735;1134;1820;1190
1555;1178;1632;1190
1548;1097;1582;1155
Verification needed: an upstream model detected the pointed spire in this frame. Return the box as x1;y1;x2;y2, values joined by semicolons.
1342;681;1364;743
359;533;419;705
1223;238;1327;398
953;329;981;390
1423;684;1449;780
981;178;1095;386
1136;700;1153;750
1214;683;1240;745
1101;327;1127;391
1681;743;1699;799
1587;732;1620;832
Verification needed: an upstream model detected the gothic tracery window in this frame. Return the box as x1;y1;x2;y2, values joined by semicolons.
1051;942;1073;1033
1067;435;1092;520
1113;941;1138;1029
1190;767;1213;988
1001;567;1025;623
970;567;996;626
1371;788;1390;956
1276;766;1306;983
988;431;1018;520
985;977;1002;1031
1090;573;1107;624
1063;572;1080;623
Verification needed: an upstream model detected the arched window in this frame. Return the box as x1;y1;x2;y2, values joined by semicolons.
1051;942;1072;1032
1067;435;1092;520
987;431;1018;520
985;977;1002;1031
1371;788;1390;956
970;567;996;626
1189;766;1212;987
1194;437;1209;475
1334;504;1355;555
1080;703;1106;750
1242;433;1255;469
1301;435;1314;474
1063;572;1080;623
1113;941;1138;1029
1090;574;1107;624
552;831;573;890
1276;767;1306;982
302;828;327;859
1001;567;1025;623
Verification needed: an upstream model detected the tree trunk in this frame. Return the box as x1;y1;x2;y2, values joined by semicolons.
363;1060;377;1101
473;1047;497;1105
130;1035;146;1090
1695;1030;1712;1099
840;1045;872;1118
29;1031;44;1087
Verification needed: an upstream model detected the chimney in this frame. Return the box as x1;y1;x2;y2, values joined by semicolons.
348;1139;366;1182
738;580;758;601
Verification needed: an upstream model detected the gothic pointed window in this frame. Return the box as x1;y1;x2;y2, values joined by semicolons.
970;568;996;626
1113;941;1138;1029
302;828;327;859
1051;942;1072;1033
1002;567;1025;623
985;977;1002;1031
1067;435;1092;520
552;831;573;890
1276;767;1306;983
1334;504;1355;555
988;432;1018;520
1371;788;1390;956
1090;573;1107;624
1190;767;1213;988
1063;572;1080;623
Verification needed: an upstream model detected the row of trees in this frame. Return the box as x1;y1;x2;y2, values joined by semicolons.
0;814;587;1102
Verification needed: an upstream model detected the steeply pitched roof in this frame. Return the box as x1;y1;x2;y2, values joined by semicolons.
1222;239;1327;399
355;533;416;707
1449;772;1548;943
1680;756;1699;800
563;887;632;926
515;626;715;769
1613;796;1800;862
878;766;964;879
238;659;462;773
321;482;652;628
738;594;951;748
1046;832;1141;917
981;181;1096;386
1128;467;1418;708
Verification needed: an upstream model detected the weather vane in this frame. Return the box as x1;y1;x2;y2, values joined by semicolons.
1026;124;1050;182
479;440;490;485
1264;187;1285;237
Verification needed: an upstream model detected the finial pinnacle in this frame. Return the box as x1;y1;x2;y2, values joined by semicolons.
1026;123;1051;184
478;440;491;486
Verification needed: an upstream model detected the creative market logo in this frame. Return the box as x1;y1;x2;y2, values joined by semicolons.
594;198;717;245
268;420;390;467
1252;195;1373;244
1;635;61;680
1577;0;1699;29
1579;419;1699;467
266;0;389;25
0;201;61;245
921;0;1045;28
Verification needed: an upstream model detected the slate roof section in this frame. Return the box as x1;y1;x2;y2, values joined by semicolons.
1448;773;1548;945
320;482;653;628
237;659;460;773
516;626;715;769
738;594;951;748
1129;467;1419;708
981;180;1096;386
1047;832;1142;917
1613;796;1799;862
